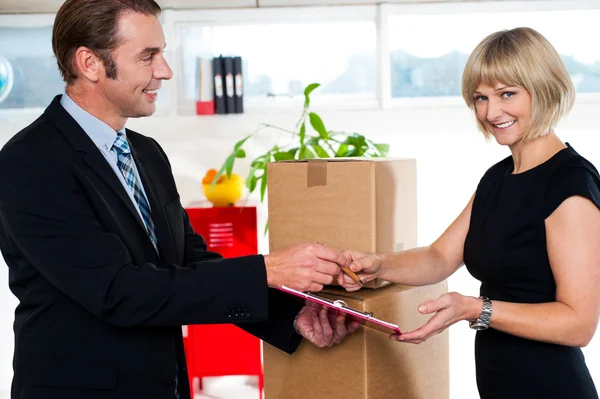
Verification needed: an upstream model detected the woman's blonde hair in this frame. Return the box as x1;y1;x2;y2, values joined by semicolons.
462;27;575;141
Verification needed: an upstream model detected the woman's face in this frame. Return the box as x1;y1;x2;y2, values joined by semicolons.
473;82;532;146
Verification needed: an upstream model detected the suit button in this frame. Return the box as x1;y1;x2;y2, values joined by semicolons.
167;380;176;388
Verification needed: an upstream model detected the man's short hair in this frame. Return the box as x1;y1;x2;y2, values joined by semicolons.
52;0;162;84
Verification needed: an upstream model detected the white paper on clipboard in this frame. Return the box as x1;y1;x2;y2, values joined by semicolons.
278;285;402;335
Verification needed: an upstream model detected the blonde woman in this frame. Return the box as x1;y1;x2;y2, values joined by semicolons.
340;27;600;398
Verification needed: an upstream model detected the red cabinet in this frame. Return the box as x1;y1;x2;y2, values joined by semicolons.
186;205;258;258
183;206;263;398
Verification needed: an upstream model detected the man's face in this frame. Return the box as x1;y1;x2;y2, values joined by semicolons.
99;12;172;119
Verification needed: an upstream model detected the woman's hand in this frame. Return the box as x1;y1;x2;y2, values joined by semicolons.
337;250;383;291
393;292;482;344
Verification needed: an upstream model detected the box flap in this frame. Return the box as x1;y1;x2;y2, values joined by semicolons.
276;157;409;164
277;158;372;163
321;284;416;303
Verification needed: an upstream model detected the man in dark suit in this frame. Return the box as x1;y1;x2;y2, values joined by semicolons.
0;1;359;398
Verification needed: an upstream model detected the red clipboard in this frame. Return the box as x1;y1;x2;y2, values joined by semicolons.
278;285;402;335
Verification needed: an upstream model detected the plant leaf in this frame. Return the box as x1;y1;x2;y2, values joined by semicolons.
306;136;320;146
335;144;349;157
263;220;269;235
234;134;252;151
260;166;268;202
250;154;268;168
304;83;320;108
251;161;265;169
273;151;295;161
225;155;235;176
309;112;328;139
246;174;258;191
340;134;369;157
298;147;306;159
299;145;317;159
287;147;299;158
235;149;246;158
304;147;316;159
311;144;329;158
211;153;235;189
343;134;367;148
298;122;306;159
375;143;390;156
299;122;306;145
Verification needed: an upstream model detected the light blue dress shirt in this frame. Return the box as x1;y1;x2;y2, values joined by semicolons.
60;92;153;224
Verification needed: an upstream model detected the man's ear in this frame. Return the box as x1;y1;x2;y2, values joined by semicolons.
73;46;103;82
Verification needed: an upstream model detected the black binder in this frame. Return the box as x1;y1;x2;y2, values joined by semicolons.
232;56;244;113
212;56;226;114
222;56;235;114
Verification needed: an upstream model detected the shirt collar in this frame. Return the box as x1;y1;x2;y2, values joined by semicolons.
59;92;126;153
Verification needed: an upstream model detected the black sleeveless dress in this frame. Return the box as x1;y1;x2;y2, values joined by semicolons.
464;143;600;399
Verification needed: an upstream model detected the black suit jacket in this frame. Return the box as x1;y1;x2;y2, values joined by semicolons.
0;96;302;399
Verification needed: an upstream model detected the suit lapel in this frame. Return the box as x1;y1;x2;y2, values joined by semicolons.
82;150;148;234
44;96;152;248
128;137;177;264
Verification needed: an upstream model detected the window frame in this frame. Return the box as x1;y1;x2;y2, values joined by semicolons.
1;1;599;118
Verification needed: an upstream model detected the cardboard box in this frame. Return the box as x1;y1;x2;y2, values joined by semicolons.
265;158;448;398
267;158;417;288
263;283;450;399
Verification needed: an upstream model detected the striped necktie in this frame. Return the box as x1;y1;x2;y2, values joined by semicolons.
111;132;158;252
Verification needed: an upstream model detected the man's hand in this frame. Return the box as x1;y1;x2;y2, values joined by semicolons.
264;243;348;292
295;303;361;348
337;249;382;291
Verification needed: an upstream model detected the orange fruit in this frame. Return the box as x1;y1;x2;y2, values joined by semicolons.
202;169;218;185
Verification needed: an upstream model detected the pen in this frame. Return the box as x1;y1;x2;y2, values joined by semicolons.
316;241;364;286
341;267;364;286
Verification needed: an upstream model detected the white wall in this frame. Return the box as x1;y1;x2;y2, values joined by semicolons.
0;100;599;398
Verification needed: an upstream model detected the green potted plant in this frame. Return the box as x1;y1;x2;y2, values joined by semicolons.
210;83;390;230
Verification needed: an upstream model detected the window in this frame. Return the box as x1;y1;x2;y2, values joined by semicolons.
178;21;377;106
0;26;63;109
388;8;600;98
0;24;170;112
2;3;599;114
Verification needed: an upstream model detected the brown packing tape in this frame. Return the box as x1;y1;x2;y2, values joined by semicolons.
307;159;328;187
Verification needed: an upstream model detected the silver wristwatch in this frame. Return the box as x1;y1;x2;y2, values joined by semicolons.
469;296;492;331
